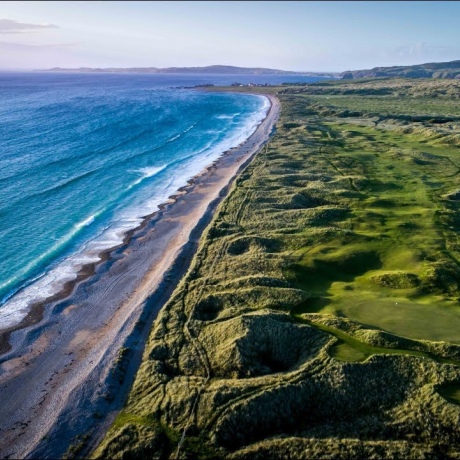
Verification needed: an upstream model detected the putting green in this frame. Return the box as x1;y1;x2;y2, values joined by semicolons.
313;288;460;344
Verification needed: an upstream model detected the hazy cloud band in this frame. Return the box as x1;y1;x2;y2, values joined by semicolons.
0;19;58;34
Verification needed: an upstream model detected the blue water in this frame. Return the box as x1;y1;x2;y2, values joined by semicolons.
0;72;325;327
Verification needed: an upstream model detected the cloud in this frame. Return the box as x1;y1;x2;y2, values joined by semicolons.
0;19;58;34
0;41;78;50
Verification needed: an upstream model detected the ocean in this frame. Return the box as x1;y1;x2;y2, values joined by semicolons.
0;72;326;328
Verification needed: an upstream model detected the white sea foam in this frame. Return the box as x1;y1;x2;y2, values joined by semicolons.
0;95;270;329
0;212;100;295
128;164;167;188
167;123;196;142
215;112;240;120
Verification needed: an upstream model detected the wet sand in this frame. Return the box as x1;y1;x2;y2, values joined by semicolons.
0;94;280;459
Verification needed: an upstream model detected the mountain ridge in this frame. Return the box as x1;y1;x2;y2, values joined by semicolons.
38;64;337;77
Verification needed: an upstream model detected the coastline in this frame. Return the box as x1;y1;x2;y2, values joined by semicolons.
0;93;280;459
0;92;269;347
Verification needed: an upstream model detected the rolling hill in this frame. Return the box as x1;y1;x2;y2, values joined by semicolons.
341;59;460;79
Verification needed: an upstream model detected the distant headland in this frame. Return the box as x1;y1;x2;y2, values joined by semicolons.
38;64;339;78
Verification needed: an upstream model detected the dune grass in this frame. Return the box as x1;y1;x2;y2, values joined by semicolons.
94;79;460;459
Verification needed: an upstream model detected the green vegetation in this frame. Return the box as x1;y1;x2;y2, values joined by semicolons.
63;434;91;459
438;382;460;405
94;79;460;459
339;59;460;79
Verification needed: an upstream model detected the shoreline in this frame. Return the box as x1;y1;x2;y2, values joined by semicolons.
0;93;280;459
0;94;268;353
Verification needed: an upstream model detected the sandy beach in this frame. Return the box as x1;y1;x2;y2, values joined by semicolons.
0;93;279;459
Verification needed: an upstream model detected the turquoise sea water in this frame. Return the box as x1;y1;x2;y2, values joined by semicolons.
0;72;324;327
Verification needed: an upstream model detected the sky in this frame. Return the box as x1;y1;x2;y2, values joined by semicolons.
1;1;460;72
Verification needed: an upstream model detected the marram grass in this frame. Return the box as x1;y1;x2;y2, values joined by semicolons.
93;79;460;459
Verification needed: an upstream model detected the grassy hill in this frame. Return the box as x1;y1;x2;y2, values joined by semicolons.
92;79;460;459
341;59;460;79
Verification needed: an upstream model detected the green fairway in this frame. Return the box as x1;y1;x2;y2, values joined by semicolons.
282;117;460;342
